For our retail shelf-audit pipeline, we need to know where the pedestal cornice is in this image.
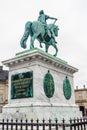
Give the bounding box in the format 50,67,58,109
2,48,78,74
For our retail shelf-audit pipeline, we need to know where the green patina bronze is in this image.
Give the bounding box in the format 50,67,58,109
20,10,59,57
43,70,55,98
11,71,33,99
63,76,72,100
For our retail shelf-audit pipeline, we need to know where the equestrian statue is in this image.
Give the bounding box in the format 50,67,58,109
20,10,59,56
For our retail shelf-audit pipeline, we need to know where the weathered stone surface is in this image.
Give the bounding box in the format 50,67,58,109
1,48,82,121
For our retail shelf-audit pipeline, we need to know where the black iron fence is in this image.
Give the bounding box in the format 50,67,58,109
0,118,87,130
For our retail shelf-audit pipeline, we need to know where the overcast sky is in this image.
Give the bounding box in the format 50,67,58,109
0,0,87,88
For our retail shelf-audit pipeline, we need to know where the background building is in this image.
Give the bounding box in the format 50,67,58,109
0,66,8,112
75,85,87,116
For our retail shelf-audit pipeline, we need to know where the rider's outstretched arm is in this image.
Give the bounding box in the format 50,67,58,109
48,16,57,20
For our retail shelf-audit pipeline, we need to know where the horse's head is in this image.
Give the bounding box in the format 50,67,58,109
53,25,59,37
48,24,59,37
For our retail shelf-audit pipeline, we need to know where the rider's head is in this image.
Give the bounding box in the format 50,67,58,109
39,10,44,15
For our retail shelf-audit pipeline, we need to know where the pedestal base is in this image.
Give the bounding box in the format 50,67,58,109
1,103,82,121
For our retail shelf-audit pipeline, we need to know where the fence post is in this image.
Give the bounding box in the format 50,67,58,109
6,119,9,130
20,119,23,130
36,118,39,130
15,119,18,130
25,119,28,130
77,118,79,130
69,118,72,130
73,118,76,130
55,118,58,130
42,118,45,130
11,119,13,130
62,118,65,130
48,118,51,130
31,118,33,130
2,119,4,130
80,118,83,130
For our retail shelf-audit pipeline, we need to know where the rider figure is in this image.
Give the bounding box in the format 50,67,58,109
38,10,57,43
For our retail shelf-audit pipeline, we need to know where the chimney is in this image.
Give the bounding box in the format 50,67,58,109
83,85,85,88
76,86,78,89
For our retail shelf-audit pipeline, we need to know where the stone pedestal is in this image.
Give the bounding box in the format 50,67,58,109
1,48,82,121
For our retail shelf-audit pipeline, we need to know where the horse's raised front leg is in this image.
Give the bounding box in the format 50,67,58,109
53,44,58,57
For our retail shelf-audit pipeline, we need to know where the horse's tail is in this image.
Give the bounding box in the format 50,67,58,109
20,21,32,49
25,21,33,35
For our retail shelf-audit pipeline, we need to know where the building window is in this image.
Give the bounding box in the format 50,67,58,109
78,92,82,100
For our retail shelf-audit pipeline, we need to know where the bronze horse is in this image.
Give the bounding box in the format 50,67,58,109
20,21,59,56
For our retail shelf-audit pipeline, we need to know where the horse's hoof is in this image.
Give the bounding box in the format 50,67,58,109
30,46,34,49
21,44,26,49
23,45,26,49
40,45,43,48
53,54,57,57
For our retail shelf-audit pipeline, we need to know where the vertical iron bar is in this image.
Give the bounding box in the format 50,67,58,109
77,118,79,130
25,119,28,130
20,119,22,130
69,118,72,130
2,119,4,130
62,118,65,130
15,119,18,130
55,118,58,130
49,118,51,130
36,119,39,130
11,119,13,130
6,119,8,130
42,119,45,130
73,118,76,130
80,118,83,130
31,119,33,130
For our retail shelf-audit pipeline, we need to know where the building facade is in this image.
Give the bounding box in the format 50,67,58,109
0,66,8,112
75,86,87,116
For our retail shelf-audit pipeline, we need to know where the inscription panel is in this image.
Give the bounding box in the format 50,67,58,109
11,71,33,99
